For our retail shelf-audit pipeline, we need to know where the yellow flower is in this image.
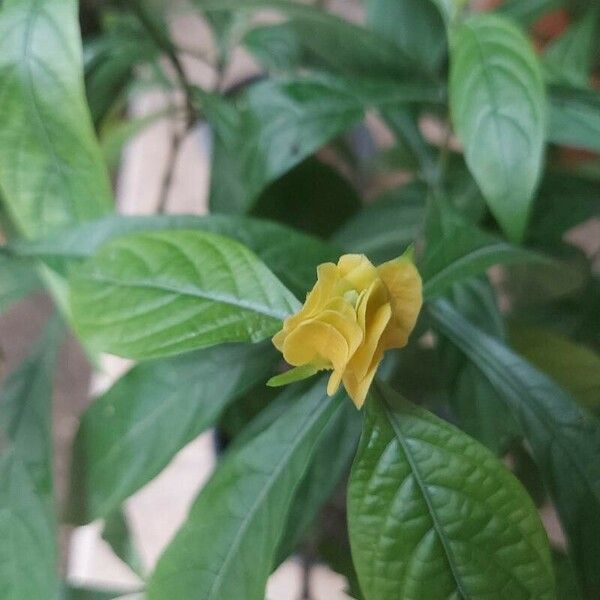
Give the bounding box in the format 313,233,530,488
271,252,422,408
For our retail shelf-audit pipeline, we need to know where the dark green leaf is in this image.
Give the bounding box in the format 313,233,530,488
69,230,299,359
497,0,565,25
147,379,345,600
542,9,599,87
204,74,442,213
450,14,546,242
102,509,144,577
430,299,600,596
509,324,600,415
0,317,63,600
196,0,417,79
333,182,426,263
422,204,550,298
0,253,42,313
72,343,275,522
547,85,600,152
365,0,446,74
0,0,112,239
348,381,555,599
10,213,339,297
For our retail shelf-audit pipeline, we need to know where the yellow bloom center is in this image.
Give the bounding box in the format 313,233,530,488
272,253,422,408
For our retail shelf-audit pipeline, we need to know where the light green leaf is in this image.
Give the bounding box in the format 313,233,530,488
147,380,344,600
542,9,599,88
0,253,42,313
430,299,600,597
71,342,275,522
450,14,546,242
348,381,555,599
422,204,550,298
69,230,299,359
547,85,600,152
267,364,320,388
430,0,468,26
509,325,600,415
333,182,426,263
11,214,339,297
0,0,112,239
0,317,63,600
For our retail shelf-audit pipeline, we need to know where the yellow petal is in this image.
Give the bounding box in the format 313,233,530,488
337,254,378,291
343,355,381,409
377,256,423,350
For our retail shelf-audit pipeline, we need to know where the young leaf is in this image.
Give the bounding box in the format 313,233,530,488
267,364,320,388
450,14,546,242
147,379,344,600
430,299,600,597
69,230,300,359
0,0,112,239
0,318,63,600
348,381,555,599
71,342,275,522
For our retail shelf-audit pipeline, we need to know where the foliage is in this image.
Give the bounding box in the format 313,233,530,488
0,0,598,598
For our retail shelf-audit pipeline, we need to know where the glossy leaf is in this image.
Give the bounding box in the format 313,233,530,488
148,380,344,600
0,318,63,600
12,214,338,298
69,230,299,359
509,325,600,414
0,0,112,239
422,204,550,298
348,381,555,599
72,343,275,522
0,253,42,313
450,14,546,242
333,183,426,263
430,299,600,596
547,85,600,152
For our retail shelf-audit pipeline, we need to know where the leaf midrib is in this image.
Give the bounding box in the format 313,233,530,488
377,384,470,600
78,272,291,322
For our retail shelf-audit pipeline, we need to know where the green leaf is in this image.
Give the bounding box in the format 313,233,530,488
542,9,599,88
429,0,468,26
422,204,550,298
366,0,446,74
547,85,600,152
59,583,135,600
0,0,112,239
71,342,275,522
497,0,564,26
0,253,42,313
509,325,600,415
101,509,143,577
252,157,361,238
430,299,600,597
147,379,345,600
11,214,339,298
267,364,320,388
450,14,546,242
0,317,63,600
276,400,362,561
196,0,417,79
348,381,555,599
69,230,299,359
204,73,441,214
333,182,426,263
